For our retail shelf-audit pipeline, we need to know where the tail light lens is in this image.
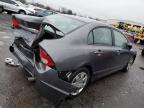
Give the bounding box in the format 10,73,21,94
39,48,55,68
12,18,20,29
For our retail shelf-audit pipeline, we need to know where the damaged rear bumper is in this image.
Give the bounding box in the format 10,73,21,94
10,44,78,108
35,68,77,108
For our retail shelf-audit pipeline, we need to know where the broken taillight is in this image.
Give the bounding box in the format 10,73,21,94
39,48,55,68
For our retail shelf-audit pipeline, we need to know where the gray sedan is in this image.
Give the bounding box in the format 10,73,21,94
10,14,136,106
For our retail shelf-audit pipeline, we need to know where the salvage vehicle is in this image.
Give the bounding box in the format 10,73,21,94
0,0,35,14
10,14,137,107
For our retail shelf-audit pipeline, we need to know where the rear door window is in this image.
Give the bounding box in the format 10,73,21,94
93,27,112,46
113,30,128,48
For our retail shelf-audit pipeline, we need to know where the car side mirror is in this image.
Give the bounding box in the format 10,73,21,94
126,43,132,50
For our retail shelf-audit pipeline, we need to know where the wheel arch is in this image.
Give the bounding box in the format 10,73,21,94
18,10,26,14
73,63,93,79
83,65,93,79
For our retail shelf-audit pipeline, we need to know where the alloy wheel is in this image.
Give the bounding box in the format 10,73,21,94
71,72,88,96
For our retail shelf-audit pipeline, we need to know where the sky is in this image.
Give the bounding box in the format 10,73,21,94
27,0,144,24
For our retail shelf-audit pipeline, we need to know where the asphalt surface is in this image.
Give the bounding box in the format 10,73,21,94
0,13,144,108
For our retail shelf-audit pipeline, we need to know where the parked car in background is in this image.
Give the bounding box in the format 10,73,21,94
118,29,135,43
0,0,35,14
31,9,57,17
10,14,136,105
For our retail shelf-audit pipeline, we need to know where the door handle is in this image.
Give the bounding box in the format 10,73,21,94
93,51,104,54
93,50,104,55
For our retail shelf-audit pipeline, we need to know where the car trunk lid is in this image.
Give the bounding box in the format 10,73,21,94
12,14,65,70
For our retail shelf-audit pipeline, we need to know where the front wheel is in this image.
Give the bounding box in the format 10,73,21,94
69,68,90,97
141,49,144,56
122,57,134,72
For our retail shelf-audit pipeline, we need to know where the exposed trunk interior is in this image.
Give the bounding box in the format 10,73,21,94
12,14,65,49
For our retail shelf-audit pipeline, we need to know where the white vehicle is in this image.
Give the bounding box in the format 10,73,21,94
0,0,35,14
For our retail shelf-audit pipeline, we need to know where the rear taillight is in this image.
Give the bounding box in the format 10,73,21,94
39,48,55,68
12,18,20,29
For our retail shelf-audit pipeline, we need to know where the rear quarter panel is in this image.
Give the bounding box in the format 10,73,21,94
39,23,97,71
39,22,119,72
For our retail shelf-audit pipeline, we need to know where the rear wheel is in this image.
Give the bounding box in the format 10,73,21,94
69,68,90,97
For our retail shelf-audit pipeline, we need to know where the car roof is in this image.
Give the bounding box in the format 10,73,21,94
44,14,119,34
62,14,96,23
45,14,112,26
62,14,113,26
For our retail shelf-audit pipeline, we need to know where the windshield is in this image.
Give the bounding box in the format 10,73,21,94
45,15,85,34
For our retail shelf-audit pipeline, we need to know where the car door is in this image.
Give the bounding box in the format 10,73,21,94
88,27,118,74
112,29,131,68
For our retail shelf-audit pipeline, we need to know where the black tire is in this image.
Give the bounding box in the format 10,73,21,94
0,7,3,13
69,67,90,97
7,11,12,15
19,10,26,15
141,49,144,56
122,57,135,72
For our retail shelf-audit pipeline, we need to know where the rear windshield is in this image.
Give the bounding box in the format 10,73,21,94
44,15,85,34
